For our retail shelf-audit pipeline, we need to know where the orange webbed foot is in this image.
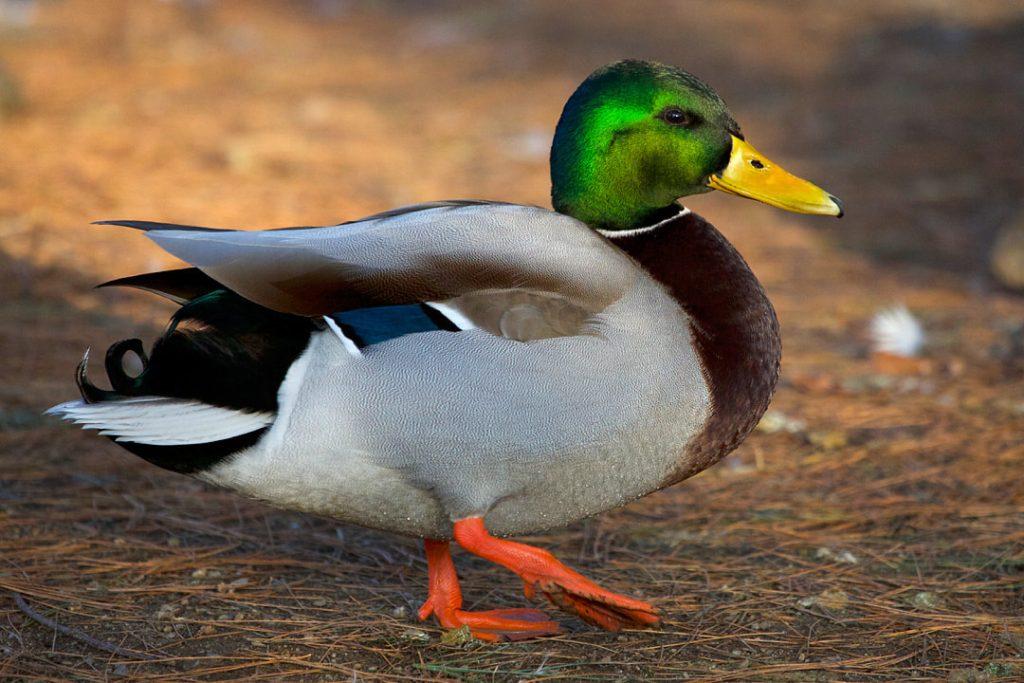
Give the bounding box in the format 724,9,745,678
419,539,561,642
453,518,660,631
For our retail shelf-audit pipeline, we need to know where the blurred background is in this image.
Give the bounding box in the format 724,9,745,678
1,1,1023,680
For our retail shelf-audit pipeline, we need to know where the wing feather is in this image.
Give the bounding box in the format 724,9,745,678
97,267,222,304
98,204,636,317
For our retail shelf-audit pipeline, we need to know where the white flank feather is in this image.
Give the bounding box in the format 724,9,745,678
322,316,363,357
424,301,477,331
262,336,315,452
869,304,925,358
46,397,274,446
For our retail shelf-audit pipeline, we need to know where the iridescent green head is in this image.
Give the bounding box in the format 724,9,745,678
551,60,842,230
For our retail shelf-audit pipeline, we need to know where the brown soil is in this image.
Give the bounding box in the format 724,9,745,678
1,1,1022,680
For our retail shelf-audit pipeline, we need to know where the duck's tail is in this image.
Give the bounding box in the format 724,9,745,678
48,279,317,474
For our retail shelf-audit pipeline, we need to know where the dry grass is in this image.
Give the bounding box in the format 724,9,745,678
1,1,1023,680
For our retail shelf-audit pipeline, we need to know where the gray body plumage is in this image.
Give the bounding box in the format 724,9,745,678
55,204,716,538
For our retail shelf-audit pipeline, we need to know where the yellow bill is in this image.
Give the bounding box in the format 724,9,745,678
707,135,843,217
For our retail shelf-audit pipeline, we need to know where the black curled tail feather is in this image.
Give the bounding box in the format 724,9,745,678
104,339,149,394
75,342,153,403
65,288,316,474
75,350,118,404
76,289,316,413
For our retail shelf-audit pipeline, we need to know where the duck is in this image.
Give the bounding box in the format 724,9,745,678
49,59,842,642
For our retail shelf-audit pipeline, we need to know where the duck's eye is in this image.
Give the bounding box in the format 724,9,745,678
660,107,700,127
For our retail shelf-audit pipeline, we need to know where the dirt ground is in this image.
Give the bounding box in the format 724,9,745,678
1,1,1023,680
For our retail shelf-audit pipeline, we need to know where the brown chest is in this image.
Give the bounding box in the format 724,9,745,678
606,209,781,486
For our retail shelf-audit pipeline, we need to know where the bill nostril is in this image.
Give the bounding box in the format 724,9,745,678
749,159,765,170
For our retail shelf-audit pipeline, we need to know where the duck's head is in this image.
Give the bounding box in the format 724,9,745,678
551,60,843,230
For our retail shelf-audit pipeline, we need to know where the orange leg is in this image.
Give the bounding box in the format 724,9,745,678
453,518,660,631
418,539,561,642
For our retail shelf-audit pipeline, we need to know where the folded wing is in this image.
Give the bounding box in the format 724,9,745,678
98,203,636,317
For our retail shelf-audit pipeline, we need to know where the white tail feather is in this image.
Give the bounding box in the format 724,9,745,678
47,397,274,446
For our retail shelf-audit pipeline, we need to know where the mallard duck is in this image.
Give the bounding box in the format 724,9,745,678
50,60,841,641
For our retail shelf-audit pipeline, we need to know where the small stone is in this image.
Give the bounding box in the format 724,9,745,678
391,605,407,619
815,547,859,564
401,628,430,642
217,577,250,593
311,597,328,607
836,550,859,564
154,603,179,620
440,625,474,645
191,568,208,579
799,588,850,611
908,591,945,610
757,410,806,435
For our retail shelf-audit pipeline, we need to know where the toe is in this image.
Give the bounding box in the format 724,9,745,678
454,608,562,641
470,621,562,642
456,608,560,632
475,607,555,623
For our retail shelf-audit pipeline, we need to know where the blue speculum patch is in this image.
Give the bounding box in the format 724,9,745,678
327,303,459,348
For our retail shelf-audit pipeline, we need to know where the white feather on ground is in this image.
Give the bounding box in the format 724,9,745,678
869,304,926,358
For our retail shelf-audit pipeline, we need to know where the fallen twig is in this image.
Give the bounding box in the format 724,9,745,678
11,592,158,661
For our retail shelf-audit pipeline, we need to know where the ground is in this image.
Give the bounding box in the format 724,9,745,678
1,1,1022,680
